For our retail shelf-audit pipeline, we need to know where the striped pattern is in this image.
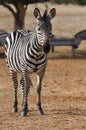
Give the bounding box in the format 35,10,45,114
4,8,56,117
0,30,9,46
5,30,47,72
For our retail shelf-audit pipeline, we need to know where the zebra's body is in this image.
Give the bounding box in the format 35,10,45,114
5,8,56,116
6,30,47,73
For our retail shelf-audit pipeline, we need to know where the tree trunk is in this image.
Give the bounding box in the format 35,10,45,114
14,13,24,30
14,2,26,30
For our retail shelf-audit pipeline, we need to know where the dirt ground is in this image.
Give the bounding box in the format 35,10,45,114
0,47,86,130
0,3,86,130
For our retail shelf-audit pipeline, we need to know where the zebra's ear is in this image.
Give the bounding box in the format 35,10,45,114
34,8,41,19
49,8,56,19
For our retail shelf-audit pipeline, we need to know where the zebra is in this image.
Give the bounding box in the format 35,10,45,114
0,30,9,46
4,8,56,117
74,30,86,47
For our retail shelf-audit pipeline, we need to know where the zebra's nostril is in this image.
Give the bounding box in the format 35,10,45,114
43,42,50,54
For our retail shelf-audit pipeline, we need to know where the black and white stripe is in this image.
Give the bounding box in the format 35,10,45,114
0,30,9,46
5,8,56,117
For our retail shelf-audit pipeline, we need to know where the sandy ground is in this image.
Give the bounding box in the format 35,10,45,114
0,48,86,130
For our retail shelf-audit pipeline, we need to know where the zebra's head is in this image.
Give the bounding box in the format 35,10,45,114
34,8,56,46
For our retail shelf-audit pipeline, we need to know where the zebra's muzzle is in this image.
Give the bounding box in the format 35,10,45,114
43,40,50,54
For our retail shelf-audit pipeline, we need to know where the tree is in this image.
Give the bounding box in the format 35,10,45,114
50,0,86,5
2,0,86,31
0,0,46,30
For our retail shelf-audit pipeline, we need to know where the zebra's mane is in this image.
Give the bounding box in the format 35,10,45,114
43,10,48,18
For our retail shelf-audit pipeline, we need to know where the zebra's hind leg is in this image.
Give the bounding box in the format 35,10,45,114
10,70,18,113
36,74,44,115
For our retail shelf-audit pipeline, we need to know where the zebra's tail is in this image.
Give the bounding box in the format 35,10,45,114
29,78,33,88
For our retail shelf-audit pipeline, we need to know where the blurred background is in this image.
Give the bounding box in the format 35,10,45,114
0,0,86,57
0,0,86,36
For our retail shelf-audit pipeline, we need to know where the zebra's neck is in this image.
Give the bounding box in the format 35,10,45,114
28,32,45,58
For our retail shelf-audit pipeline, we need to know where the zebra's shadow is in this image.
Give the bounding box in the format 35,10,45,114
45,109,86,117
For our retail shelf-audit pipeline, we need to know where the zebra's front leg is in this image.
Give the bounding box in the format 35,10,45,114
21,70,29,117
10,70,18,113
20,76,29,112
36,74,44,115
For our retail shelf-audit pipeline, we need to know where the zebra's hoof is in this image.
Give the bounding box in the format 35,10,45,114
12,107,18,113
21,111,27,117
37,109,44,115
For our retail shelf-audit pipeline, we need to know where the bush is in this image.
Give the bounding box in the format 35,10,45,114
50,0,86,5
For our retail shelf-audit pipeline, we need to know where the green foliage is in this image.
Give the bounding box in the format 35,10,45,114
0,0,47,5
1,0,86,5
50,0,71,4
75,0,86,5
50,0,86,5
